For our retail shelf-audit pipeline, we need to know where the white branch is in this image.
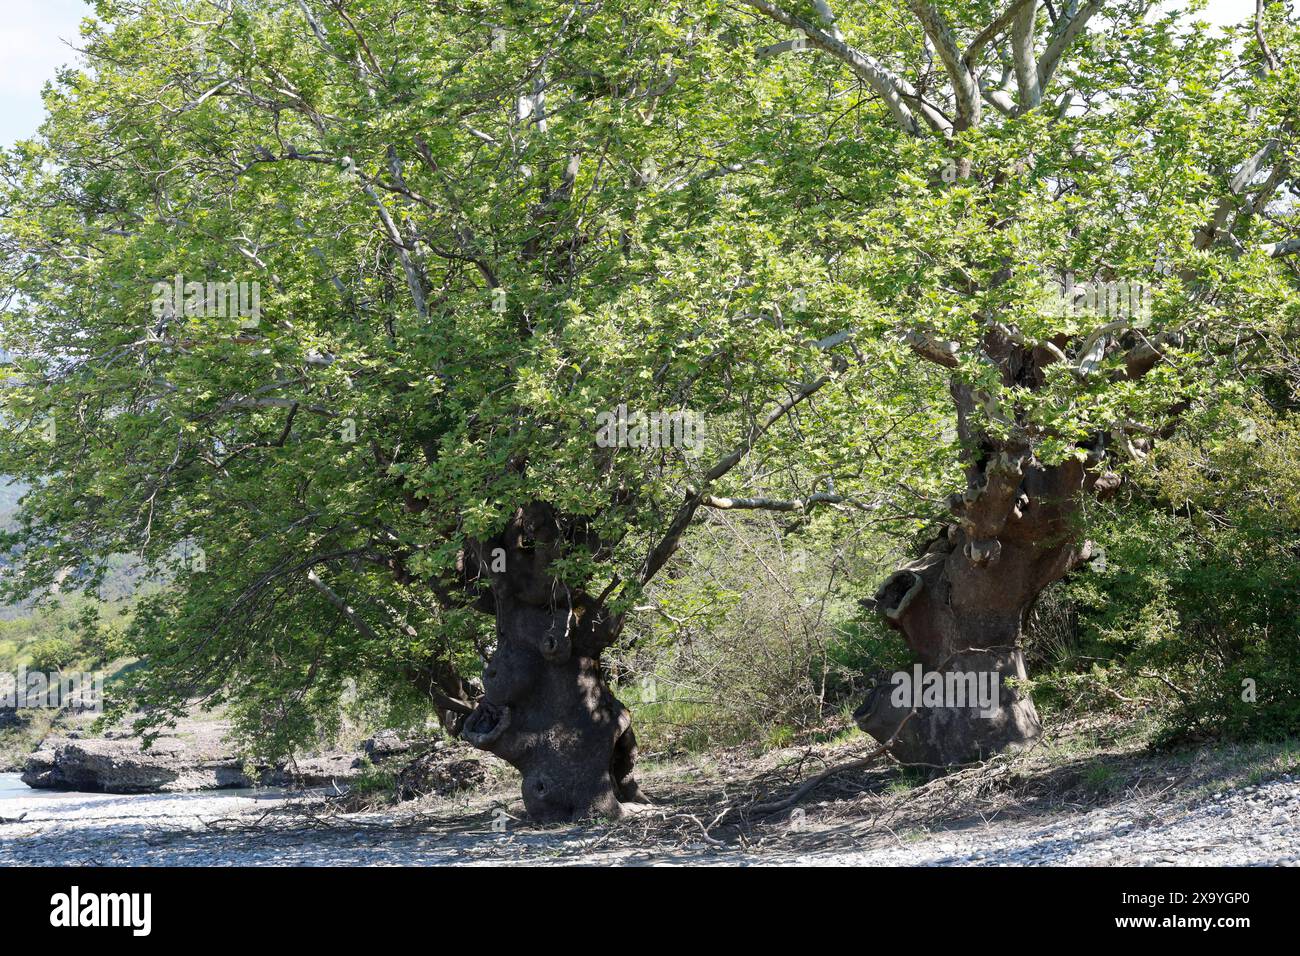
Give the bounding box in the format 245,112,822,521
700,492,876,513
1037,0,1104,92
1263,236,1300,258
901,329,961,368
812,0,845,41
965,0,1037,66
907,0,981,128
740,0,937,136
1011,0,1041,110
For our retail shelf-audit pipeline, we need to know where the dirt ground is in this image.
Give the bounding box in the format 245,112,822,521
4,717,1297,865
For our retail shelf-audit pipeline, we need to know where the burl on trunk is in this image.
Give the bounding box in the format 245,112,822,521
460,504,646,822
856,449,1119,766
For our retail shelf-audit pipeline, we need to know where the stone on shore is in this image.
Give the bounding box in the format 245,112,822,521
21,717,363,793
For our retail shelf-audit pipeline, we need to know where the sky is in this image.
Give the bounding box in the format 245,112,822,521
0,0,1270,150
0,0,90,149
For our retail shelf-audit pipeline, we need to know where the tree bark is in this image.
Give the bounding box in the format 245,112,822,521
459,504,646,822
856,455,1118,766
401,657,476,737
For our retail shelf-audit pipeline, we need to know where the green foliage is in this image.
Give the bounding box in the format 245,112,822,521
613,514,911,752
347,761,398,800
26,636,78,673
0,0,869,752
1030,403,1300,743
0,595,131,671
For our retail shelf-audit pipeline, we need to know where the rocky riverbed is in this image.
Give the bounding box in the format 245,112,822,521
2,742,1297,866
776,772,1300,866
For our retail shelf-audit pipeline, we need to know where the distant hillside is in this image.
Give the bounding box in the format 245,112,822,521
0,479,23,528
0,478,146,617
0,479,27,619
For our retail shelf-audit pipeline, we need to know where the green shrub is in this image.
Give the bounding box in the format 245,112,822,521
1029,407,1300,743
27,636,78,673
612,517,914,753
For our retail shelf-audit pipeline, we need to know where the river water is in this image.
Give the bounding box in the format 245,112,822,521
1,771,93,803
0,771,40,800
0,771,286,802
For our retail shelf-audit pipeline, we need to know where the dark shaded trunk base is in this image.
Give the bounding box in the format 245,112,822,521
458,504,653,823
461,601,648,822
463,659,648,821
855,647,1041,767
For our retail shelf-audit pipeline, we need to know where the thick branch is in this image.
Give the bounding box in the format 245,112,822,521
1010,0,1041,110
1196,140,1279,250
965,0,1037,66
902,328,961,368
740,0,934,136
811,0,845,41
1037,0,1104,92
1263,235,1300,258
699,491,875,513
1122,331,1184,380
907,0,981,128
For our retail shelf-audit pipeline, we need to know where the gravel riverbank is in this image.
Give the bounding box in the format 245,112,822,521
1,768,1296,866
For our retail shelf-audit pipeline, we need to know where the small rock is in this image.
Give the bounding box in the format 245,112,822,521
363,729,413,761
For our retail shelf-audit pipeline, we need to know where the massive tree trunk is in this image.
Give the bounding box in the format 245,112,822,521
856,451,1119,766
459,504,646,822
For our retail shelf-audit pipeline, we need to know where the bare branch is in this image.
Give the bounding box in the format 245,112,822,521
1256,0,1280,73
641,365,841,585
901,329,961,368
739,0,940,136
308,568,379,641
965,0,1037,66
1037,0,1104,92
977,74,1019,116
367,147,428,321
221,396,334,416
1263,235,1300,258
1121,331,1184,380
1196,140,1280,250
293,0,340,58
700,492,876,513
811,0,845,42
752,710,915,815
907,0,981,128
1010,0,1041,110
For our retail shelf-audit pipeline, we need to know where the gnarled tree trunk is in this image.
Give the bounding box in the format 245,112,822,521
460,504,646,822
856,452,1119,766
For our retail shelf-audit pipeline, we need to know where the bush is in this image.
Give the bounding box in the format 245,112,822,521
1028,407,1300,743
611,516,908,752
27,636,78,673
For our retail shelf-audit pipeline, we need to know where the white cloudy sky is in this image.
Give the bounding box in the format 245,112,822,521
0,0,1266,148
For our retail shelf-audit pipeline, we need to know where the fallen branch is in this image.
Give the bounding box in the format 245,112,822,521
752,710,915,815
